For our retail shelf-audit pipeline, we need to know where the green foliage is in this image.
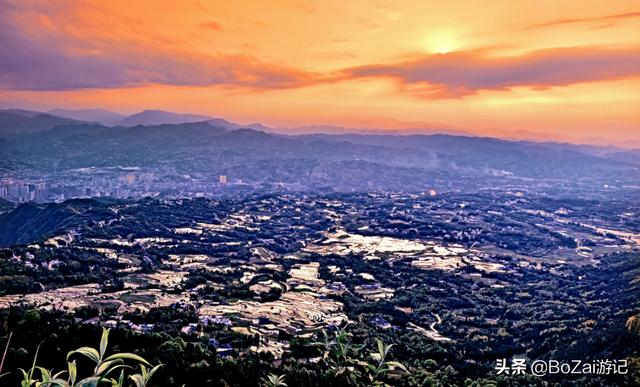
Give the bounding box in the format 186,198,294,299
313,324,408,386
12,328,160,387
0,331,12,380
364,340,408,386
261,373,287,387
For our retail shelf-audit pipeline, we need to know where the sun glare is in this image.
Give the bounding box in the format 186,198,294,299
425,31,460,54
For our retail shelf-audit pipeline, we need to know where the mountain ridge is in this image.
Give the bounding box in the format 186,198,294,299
2,120,637,186
48,108,126,125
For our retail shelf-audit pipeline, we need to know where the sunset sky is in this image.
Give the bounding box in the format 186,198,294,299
1,0,639,145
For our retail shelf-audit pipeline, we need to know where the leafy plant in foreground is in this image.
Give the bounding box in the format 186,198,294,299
13,328,161,386
261,373,287,387
364,340,408,387
313,324,408,386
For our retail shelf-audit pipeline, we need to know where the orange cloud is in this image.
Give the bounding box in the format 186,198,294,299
524,11,640,30
0,0,315,90
345,47,640,98
0,0,638,144
201,21,223,31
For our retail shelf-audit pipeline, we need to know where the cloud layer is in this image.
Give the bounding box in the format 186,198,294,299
345,47,640,97
0,1,313,90
1,0,639,101
524,11,640,30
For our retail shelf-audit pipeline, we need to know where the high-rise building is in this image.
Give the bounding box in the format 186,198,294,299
2,180,30,202
219,175,228,184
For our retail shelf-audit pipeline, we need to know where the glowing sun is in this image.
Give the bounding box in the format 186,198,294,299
424,31,460,54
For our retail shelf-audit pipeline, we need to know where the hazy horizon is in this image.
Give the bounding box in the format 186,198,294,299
1,0,639,146
2,104,639,150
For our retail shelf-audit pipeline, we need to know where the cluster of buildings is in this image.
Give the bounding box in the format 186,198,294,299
0,179,47,202
0,170,244,204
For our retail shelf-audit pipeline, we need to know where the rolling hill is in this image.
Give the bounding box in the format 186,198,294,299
0,110,82,138
48,108,126,126
117,109,213,126
2,121,638,187
0,198,114,247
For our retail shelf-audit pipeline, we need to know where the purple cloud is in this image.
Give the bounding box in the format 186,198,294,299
0,1,312,90
346,47,640,97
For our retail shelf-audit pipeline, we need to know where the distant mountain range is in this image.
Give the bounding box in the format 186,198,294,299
0,109,81,137
1,120,638,184
117,109,212,126
30,108,267,131
29,108,637,147
5,108,466,136
46,108,220,127
1,107,638,191
48,108,127,126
